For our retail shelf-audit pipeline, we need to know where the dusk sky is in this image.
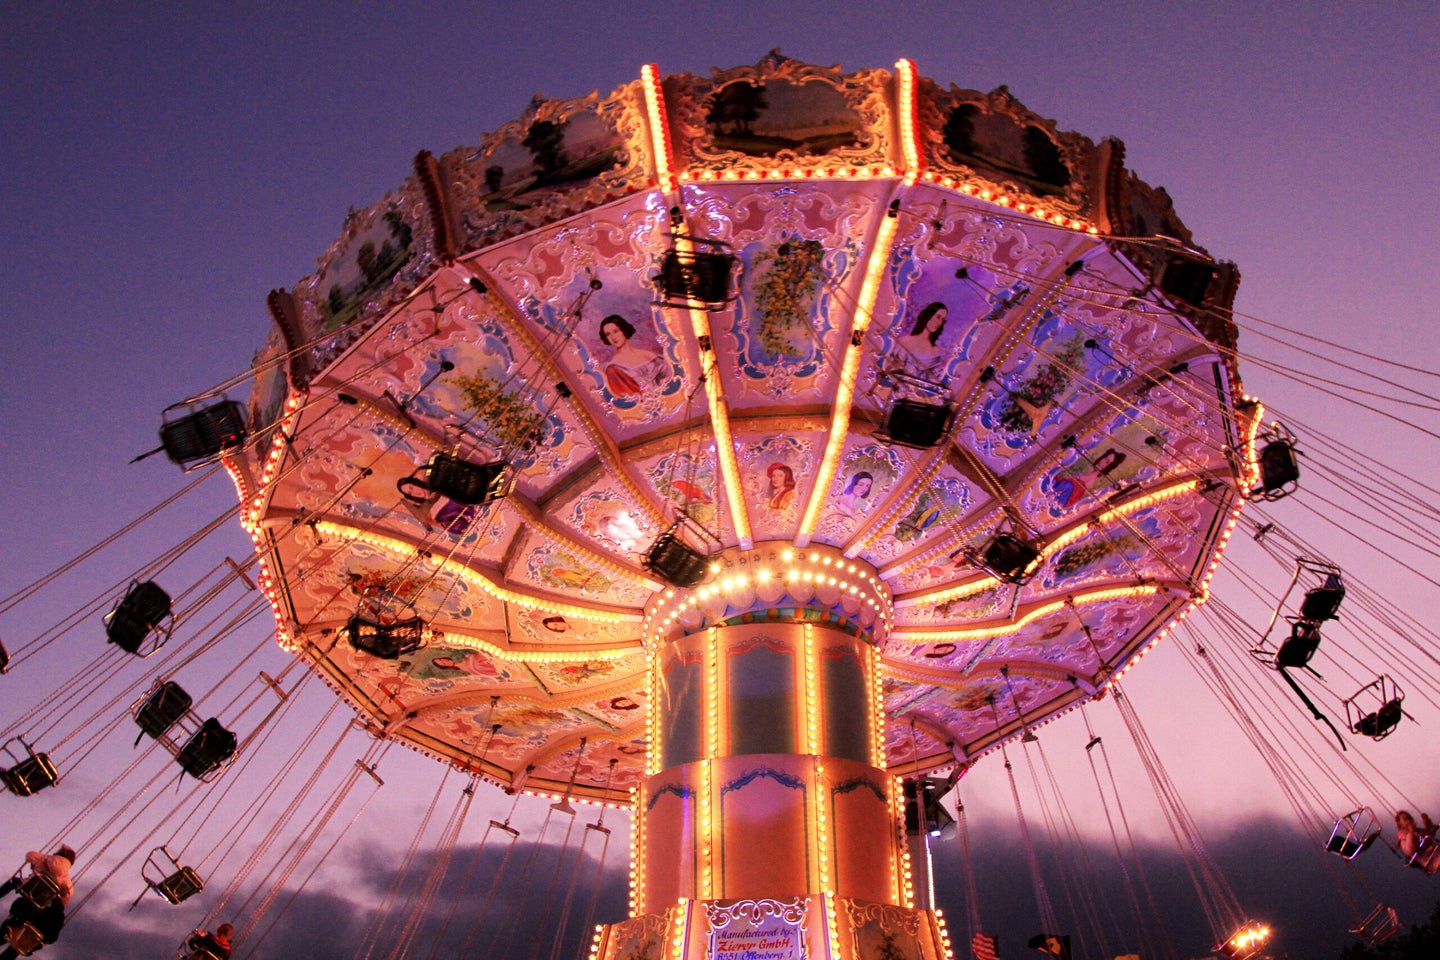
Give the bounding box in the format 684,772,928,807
2,4,1437,959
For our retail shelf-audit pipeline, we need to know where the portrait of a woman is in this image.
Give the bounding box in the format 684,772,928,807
766,462,797,510
897,301,949,378
833,470,874,517
599,314,669,396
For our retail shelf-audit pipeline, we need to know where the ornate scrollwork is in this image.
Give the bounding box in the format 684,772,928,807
842,898,925,936
705,895,809,928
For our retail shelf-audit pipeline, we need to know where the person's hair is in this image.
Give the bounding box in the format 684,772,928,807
844,471,873,495
600,314,635,341
216,923,234,938
768,463,795,490
56,846,76,864
1397,810,1415,825
909,302,947,344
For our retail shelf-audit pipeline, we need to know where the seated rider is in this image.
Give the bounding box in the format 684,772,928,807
0,895,65,959
186,922,234,960
0,847,76,908
1395,810,1440,874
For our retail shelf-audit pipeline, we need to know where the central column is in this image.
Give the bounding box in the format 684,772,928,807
638,617,900,906
590,544,955,960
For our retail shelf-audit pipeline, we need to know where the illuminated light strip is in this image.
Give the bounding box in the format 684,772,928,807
890,584,1169,643
815,758,834,908
894,59,922,178
933,908,955,960
706,374,752,549
796,204,902,544
1238,396,1266,493
804,623,819,755
869,643,884,766
630,785,642,915
898,478,1204,609
311,520,636,623
701,627,717,898
645,648,660,778
418,628,641,665
824,894,844,960
896,774,914,908
888,775,905,906
641,64,675,191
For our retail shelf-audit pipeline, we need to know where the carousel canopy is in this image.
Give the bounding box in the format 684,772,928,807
234,53,1249,802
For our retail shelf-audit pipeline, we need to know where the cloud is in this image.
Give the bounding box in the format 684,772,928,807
46,813,1439,960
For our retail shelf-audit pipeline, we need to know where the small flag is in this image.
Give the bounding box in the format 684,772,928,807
972,931,1000,960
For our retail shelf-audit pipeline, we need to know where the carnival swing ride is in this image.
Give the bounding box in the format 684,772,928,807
3,54,1438,960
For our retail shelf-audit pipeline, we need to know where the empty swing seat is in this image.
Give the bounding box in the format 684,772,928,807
175,719,237,780
154,865,204,904
1325,808,1380,859
1253,438,1299,497
982,532,1041,584
1,750,58,797
134,681,193,740
644,532,708,589
400,452,508,506
344,615,426,659
105,580,172,655
657,246,735,309
1299,573,1345,622
876,398,954,449
1275,620,1321,669
160,397,247,469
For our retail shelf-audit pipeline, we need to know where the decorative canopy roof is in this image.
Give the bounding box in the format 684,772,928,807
236,53,1249,802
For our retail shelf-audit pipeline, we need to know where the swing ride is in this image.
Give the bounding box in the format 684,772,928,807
2,52,1439,960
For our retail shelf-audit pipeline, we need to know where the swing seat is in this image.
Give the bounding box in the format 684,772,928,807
1275,620,1321,669
175,719,237,780
105,580,173,656
344,615,426,660
1408,836,1440,875
1352,699,1403,739
1298,572,1345,622
184,946,226,960
3,921,44,957
154,866,204,904
134,681,194,741
1349,904,1400,944
980,531,1040,584
876,398,954,449
16,875,61,910
1,751,58,797
644,529,709,589
1325,808,1380,859
1251,438,1299,499
0,638,9,673
160,397,247,470
656,242,735,310
398,452,507,506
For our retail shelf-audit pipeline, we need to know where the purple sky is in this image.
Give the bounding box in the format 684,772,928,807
2,4,1437,959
